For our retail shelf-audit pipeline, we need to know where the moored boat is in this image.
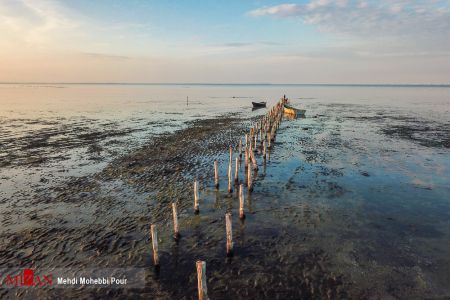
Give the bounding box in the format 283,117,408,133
284,104,305,116
252,101,266,108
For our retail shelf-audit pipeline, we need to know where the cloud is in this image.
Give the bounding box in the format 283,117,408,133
248,4,302,17
0,0,80,50
247,1,450,39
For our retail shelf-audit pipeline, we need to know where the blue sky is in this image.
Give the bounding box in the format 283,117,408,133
0,0,449,83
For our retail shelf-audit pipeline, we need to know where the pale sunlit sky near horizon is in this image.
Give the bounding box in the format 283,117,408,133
1,0,450,84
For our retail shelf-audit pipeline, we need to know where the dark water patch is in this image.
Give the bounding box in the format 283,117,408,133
382,123,450,148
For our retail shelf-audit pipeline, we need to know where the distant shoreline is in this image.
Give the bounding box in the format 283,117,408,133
1,82,450,88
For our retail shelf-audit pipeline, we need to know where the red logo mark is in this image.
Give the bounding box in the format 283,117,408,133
2,269,53,287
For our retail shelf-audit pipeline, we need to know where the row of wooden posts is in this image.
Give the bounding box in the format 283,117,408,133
151,96,289,299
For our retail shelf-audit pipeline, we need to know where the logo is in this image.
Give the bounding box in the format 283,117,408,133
2,269,53,287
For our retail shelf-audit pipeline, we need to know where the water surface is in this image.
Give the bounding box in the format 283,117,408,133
0,83,449,298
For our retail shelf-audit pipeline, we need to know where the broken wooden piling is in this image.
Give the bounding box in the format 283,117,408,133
239,184,245,219
234,157,239,185
172,203,180,240
263,140,267,160
247,166,253,193
250,149,258,171
225,213,233,256
244,147,249,169
228,147,233,193
150,224,159,266
194,180,200,214
196,261,208,300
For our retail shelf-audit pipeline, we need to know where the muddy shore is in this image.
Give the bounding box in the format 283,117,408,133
1,103,449,299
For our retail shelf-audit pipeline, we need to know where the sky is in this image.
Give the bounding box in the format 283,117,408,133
0,0,449,84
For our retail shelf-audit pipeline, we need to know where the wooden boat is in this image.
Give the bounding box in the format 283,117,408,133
284,104,305,116
252,101,266,108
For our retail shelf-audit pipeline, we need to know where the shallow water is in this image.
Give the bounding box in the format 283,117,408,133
0,84,449,298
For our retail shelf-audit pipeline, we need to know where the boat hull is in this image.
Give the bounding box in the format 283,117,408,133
284,105,305,116
252,101,266,108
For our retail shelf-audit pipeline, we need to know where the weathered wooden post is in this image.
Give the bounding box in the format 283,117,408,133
214,160,219,189
245,134,248,149
234,157,239,185
150,224,159,266
194,180,200,214
228,147,233,193
196,261,208,300
247,166,253,193
244,148,249,169
225,213,233,256
239,184,245,219
172,203,180,240
263,140,267,161
250,150,258,171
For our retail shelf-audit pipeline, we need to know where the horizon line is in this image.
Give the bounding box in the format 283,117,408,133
1,82,450,87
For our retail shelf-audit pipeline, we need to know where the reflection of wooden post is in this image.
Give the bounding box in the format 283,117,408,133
247,166,253,193
225,213,233,256
172,203,180,239
239,184,245,219
214,160,219,189
196,261,208,300
234,157,239,185
239,139,242,158
228,147,233,193
150,224,159,266
194,180,200,214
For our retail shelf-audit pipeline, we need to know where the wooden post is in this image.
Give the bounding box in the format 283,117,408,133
239,184,245,219
228,147,233,193
172,203,180,239
234,157,239,185
247,166,253,193
245,134,248,149
150,224,159,266
196,261,208,300
263,140,267,160
194,180,200,214
244,148,249,169
225,213,233,256
214,160,219,189
250,150,258,171
254,134,257,152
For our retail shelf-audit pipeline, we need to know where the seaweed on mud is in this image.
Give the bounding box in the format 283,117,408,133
0,115,265,298
382,123,450,148
342,111,450,149
0,120,146,167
